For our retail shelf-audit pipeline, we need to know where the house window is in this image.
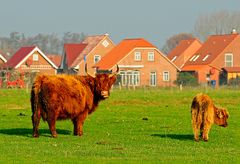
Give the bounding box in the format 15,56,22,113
134,52,141,61
33,54,39,61
150,72,157,86
94,55,101,63
202,54,209,61
120,70,140,86
189,55,196,61
225,53,233,67
163,71,169,81
102,40,109,48
148,52,154,61
193,55,200,61
171,56,177,62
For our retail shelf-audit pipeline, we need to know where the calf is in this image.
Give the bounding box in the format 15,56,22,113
191,93,229,142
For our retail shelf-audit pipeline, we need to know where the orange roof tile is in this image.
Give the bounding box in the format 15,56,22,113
167,38,201,61
95,38,156,70
181,65,209,71
47,54,62,67
185,34,238,66
223,67,240,73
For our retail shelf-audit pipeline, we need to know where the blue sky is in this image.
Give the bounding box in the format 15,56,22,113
0,0,240,48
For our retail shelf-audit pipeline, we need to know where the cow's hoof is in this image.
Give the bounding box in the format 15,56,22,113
194,138,199,142
33,133,39,138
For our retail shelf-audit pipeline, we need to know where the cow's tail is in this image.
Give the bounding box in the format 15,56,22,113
31,75,45,127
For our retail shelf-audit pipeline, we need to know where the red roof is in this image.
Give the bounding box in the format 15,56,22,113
64,43,87,67
71,34,109,67
4,46,36,68
185,34,238,66
95,38,156,70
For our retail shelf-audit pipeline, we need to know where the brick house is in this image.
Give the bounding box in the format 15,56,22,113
60,33,115,75
182,32,240,86
4,46,58,74
95,38,180,87
167,38,202,69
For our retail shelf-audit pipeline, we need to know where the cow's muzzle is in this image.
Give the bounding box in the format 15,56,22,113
101,91,109,98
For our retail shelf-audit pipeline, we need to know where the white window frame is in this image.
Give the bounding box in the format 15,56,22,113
94,55,101,63
33,54,39,61
171,56,177,62
120,70,140,86
150,72,157,86
148,52,154,61
193,55,200,61
189,55,196,61
102,40,109,48
163,71,170,81
225,53,233,67
202,54,209,61
134,52,141,61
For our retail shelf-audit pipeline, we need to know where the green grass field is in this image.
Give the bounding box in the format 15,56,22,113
0,88,239,163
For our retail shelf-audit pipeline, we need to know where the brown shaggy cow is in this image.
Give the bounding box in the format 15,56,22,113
31,66,118,138
191,93,229,142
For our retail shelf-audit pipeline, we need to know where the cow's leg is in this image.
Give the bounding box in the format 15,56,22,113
32,108,41,138
73,110,88,136
47,113,57,138
202,123,211,142
192,110,200,141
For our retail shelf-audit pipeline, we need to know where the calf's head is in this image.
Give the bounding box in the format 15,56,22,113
214,108,229,127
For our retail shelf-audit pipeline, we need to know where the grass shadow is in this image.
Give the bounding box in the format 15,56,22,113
151,133,193,141
0,128,72,137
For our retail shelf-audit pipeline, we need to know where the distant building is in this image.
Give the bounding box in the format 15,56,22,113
4,46,58,74
182,32,240,86
60,33,115,74
95,38,180,87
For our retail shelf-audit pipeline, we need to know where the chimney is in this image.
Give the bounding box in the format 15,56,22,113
231,29,237,34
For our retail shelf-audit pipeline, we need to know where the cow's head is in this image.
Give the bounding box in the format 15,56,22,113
86,65,119,99
214,108,229,127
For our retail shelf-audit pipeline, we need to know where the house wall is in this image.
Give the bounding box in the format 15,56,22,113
212,36,240,68
118,48,178,87
78,36,115,75
0,59,5,67
18,50,56,74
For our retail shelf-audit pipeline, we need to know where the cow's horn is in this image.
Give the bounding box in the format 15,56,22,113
109,65,119,77
85,63,95,78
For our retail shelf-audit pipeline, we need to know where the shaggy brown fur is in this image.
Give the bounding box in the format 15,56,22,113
191,93,229,142
31,73,117,138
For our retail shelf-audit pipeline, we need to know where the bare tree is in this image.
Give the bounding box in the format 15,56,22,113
193,10,240,41
161,33,194,55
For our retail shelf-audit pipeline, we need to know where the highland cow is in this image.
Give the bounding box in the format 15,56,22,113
191,93,229,142
31,65,118,138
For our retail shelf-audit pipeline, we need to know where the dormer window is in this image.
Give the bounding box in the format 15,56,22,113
193,55,200,61
189,55,196,61
202,54,209,61
171,56,177,62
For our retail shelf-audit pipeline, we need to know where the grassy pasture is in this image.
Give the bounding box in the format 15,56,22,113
0,88,239,163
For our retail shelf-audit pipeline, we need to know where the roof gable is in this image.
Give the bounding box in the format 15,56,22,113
95,38,156,70
71,34,111,67
185,34,238,66
5,46,58,69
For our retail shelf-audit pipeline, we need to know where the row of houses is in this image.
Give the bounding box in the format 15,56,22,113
1,31,240,87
